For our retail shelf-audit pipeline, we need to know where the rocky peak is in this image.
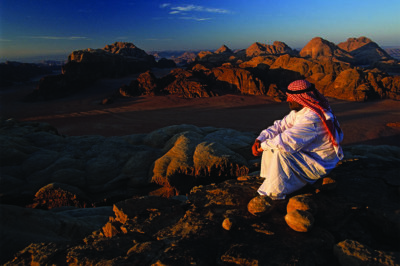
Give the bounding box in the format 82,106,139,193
103,42,149,58
300,37,353,62
337,37,392,65
246,41,295,57
337,36,375,52
215,45,233,54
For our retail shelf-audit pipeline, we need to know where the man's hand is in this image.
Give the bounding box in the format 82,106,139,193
252,140,263,156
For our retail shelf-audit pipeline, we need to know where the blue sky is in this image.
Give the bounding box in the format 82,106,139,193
1,0,399,62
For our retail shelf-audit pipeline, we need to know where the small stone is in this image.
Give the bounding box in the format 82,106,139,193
285,210,314,232
314,177,337,192
287,194,318,215
222,218,235,231
247,195,273,216
237,175,252,181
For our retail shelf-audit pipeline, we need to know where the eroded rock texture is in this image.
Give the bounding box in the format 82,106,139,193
1,121,400,265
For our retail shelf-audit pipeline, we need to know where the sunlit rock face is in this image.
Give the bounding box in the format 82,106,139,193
26,37,400,102
337,36,393,65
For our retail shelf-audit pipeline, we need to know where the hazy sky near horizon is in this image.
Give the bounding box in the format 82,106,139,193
1,0,399,62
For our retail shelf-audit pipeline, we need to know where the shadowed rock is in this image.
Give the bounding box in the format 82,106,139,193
334,239,400,265
1,132,400,264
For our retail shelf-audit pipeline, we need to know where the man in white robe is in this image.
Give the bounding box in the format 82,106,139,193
252,80,343,200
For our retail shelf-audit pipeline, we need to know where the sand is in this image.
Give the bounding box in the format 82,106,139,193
1,75,400,147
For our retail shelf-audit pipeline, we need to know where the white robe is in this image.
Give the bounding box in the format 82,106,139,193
256,107,343,200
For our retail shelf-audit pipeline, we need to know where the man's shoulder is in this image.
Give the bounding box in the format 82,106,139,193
297,108,320,122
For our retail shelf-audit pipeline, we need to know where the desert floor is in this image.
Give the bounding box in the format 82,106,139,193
1,72,400,147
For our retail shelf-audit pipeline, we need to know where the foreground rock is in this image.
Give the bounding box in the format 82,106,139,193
334,239,400,265
1,122,399,264
0,120,255,207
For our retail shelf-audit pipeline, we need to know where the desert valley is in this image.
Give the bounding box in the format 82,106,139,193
1,36,400,265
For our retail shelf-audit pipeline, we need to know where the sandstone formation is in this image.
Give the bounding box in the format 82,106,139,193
338,36,393,65
26,37,400,102
0,119,256,207
171,51,197,65
1,121,400,264
115,64,266,99
334,239,400,265
196,45,236,65
245,41,297,57
27,42,156,100
299,37,354,63
114,37,400,102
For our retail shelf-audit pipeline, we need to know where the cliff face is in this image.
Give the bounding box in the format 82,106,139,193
1,120,399,265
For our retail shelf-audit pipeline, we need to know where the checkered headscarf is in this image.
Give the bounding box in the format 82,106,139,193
286,80,341,146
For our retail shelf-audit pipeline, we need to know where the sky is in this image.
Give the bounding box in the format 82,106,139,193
1,0,399,62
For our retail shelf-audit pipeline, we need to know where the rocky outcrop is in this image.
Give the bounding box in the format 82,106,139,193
211,65,266,95
27,42,156,101
245,41,297,57
156,58,177,68
196,45,236,65
162,68,213,98
171,51,197,65
338,36,393,65
215,45,233,55
0,120,256,208
334,239,400,265
300,37,354,63
2,140,399,265
116,65,266,99
1,119,400,264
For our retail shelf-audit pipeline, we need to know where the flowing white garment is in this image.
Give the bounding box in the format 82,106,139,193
256,108,343,199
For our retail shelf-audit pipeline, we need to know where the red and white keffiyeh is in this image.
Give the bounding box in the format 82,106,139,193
286,80,341,147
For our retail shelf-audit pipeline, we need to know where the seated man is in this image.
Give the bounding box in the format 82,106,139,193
252,80,343,200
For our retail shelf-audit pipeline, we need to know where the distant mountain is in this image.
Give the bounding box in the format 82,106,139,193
337,37,393,65
299,37,354,63
245,41,297,57
215,45,233,54
26,37,400,102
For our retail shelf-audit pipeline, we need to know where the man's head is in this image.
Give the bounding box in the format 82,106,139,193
285,80,340,147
